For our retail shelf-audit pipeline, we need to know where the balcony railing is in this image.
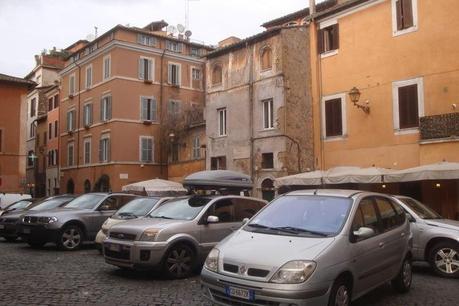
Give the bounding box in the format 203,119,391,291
420,112,459,140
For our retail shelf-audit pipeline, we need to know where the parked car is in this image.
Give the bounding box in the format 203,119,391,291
18,193,137,250
95,196,171,249
0,195,75,242
201,190,413,306
103,195,267,279
0,198,37,216
394,195,459,278
0,193,32,210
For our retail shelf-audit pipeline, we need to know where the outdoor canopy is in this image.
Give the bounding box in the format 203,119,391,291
122,178,187,196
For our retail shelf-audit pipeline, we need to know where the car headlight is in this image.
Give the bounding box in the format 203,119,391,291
139,228,160,241
39,217,58,224
270,260,316,284
204,248,220,272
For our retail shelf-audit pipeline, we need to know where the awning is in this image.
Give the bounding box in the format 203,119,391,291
122,179,187,196
274,170,325,187
325,166,391,184
385,162,459,183
183,170,253,190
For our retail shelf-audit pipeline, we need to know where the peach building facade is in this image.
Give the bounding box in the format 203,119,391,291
59,21,211,193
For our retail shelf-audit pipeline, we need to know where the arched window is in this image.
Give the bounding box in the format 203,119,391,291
261,178,275,202
94,174,110,192
212,64,222,85
260,47,272,71
84,180,91,193
66,179,75,194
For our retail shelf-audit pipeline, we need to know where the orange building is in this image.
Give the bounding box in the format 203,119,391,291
0,74,35,193
59,21,212,193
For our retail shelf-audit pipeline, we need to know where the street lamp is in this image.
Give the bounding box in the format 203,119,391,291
349,87,370,114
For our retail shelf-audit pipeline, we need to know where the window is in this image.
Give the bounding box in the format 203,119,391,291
29,123,35,138
139,57,153,81
27,151,35,167
166,40,182,53
260,47,272,70
168,100,181,117
85,65,92,89
192,68,201,80
100,95,112,122
67,143,74,167
207,199,235,223
99,136,110,162
392,0,417,35
261,153,274,169
83,103,93,126
393,78,423,131
318,23,339,54
48,97,54,111
168,63,181,86
69,74,75,96
54,120,58,137
170,143,179,163
217,108,227,136
48,150,57,167
67,110,76,132
211,156,226,170
103,55,111,80
352,198,380,241
30,98,36,117
322,95,346,138
141,97,157,121
261,179,275,202
262,98,274,129
84,138,91,164
48,123,52,140
192,136,201,159
54,94,59,108
0,129,3,152
191,47,201,57
137,34,156,46
212,64,222,85
140,136,153,162
375,197,403,232
233,198,265,221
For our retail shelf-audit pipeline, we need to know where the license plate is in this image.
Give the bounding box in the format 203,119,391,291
0,225,4,229
23,228,31,234
225,286,254,301
108,243,121,252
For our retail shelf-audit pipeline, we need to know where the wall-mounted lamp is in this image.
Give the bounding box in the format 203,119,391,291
349,87,370,114
435,183,441,188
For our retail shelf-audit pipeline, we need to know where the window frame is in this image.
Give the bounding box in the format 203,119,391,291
67,142,74,167
67,109,76,132
138,56,154,81
211,64,223,86
85,64,93,89
69,74,76,96
260,46,273,71
83,137,91,165
217,108,227,137
318,19,339,58
192,136,201,160
83,102,93,127
168,100,181,117
102,54,111,80
140,96,157,122
321,93,347,140
0,128,3,153
99,134,110,163
139,136,154,163
100,95,112,122
392,77,424,134
391,0,418,37
168,62,181,86
262,98,274,130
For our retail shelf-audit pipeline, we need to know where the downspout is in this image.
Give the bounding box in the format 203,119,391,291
74,61,82,173
159,49,166,178
248,42,255,187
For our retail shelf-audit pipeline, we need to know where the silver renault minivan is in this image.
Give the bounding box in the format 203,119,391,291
201,190,412,306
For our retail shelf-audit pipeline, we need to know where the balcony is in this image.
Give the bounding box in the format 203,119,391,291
186,108,204,127
420,112,459,141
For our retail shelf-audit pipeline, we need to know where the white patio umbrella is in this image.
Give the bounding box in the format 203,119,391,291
385,162,459,183
274,170,325,187
324,166,392,184
122,178,187,196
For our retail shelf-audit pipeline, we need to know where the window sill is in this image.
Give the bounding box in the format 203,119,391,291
323,135,347,142
393,26,418,37
320,49,338,59
259,128,277,132
394,128,419,136
215,135,227,139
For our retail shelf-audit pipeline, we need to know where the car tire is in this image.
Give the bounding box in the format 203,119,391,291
428,241,459,278
27,241,46,248
391,257,412,293
58,225,83,251
4,236,18,242
328,277,351,306
162,243,196,279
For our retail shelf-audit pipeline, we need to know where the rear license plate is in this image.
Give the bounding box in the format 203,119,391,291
0,225,4,229
23,228,31,234
108,243,121,252
225,286,254,301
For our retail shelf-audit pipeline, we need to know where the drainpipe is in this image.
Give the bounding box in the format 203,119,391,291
159,49,167,178
74,61,82,173
248,42,255,187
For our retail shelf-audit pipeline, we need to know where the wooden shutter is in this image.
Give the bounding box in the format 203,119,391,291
147,59,153,81
107,96,112,120
141,98,147,120
100,98,104,121
396,0,403,30
99,139,103,162
221,156,227,170
151,99,157,121
89,104,93,125
317,29,324,54
211,157,217,170
398,84,418,129
402,0,414,28
332,24,339,50
138,58,144,79
325,98,343,137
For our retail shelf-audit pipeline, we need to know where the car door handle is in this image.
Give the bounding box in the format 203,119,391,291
401,232,405,237
378,242,384,248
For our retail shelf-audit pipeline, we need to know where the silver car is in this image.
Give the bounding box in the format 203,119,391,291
103,195,267,279
201,190,412,306
394,196,459,278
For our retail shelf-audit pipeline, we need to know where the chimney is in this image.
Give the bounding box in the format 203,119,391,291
218,36,242,48
309,0,316,15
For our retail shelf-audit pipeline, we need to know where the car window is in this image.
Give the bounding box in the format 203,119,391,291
100,196,122,211
5,200,33,210
233,199,265,222
375,197,401,232
114,198,159,217
29,197,74,211
392,200,406,225
353,197,380,237
120,195,136,205
149,196,211,220
398,197,442,219
65,194,105,210
207,199,235,223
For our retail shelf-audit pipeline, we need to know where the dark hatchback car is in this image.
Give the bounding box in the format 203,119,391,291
0,198,38,216
19,193,137,250
0,195,75,242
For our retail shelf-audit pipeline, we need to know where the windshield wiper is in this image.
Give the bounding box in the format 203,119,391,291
247,223,272,229
150,215,173,219
274,226,329,237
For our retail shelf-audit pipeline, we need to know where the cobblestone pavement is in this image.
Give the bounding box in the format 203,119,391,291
0,239,457,305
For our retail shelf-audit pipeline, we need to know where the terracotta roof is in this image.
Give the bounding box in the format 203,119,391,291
0,73,36,87
312,0,373,20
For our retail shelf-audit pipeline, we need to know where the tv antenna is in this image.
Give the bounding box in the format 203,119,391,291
185,0,199,29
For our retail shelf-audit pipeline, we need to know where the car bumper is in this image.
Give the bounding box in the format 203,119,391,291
103,238,169,270
95,230,107,245
0,223,19,237
18,224,60,243
200,268,330,306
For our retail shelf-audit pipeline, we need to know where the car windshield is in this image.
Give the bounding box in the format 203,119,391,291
5,200,33,210
29,197,73,211
114,198,160,218
246,195,352,237
65,194,105,210
148,197,211,220
398,197,442,219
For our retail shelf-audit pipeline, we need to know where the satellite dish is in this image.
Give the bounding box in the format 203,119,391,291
177,24,186,33
185,30,192,38
86,34,95,42
167,25,177,35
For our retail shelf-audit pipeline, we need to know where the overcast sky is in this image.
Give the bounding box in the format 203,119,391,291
0,0,314,77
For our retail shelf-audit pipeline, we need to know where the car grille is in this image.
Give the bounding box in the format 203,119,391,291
109,232,136,241
223,263,239,274
209,288,279,306
104,247,130,260
22,216,39,224
223,263,270,278
0,218,18,224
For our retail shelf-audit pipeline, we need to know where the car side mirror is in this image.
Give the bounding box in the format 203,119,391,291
353,227,375,240
242,217,250,225
99,204,110,211
406,213,416,223
207,215,219,224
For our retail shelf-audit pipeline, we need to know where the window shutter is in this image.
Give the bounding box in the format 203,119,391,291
332,24,339,50
168,64,172,83
151,99,157,121
100,98,104,121
178,43,183,52
99,139,103,162
66,112,70,131
402,0,414,28
317,29,324,54
107,138,111,161
107,96,112,120
139,58,144,79
137,34,142,44
89,104,93,125
325,99,342,137
398,84,418,129
396,0,403,30
148,59,153,81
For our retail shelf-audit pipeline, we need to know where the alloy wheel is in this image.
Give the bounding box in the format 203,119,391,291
166,247,192,278
402,259,412,287
62,228,81,250
335,285,350,306
435,248,459,274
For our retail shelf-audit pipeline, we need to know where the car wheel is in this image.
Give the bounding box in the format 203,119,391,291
58,225,83,251
429,241,459,278
4,236,18,242
162,243,196,279
391,257,412,293
328,278,351,306
27,241,46,248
